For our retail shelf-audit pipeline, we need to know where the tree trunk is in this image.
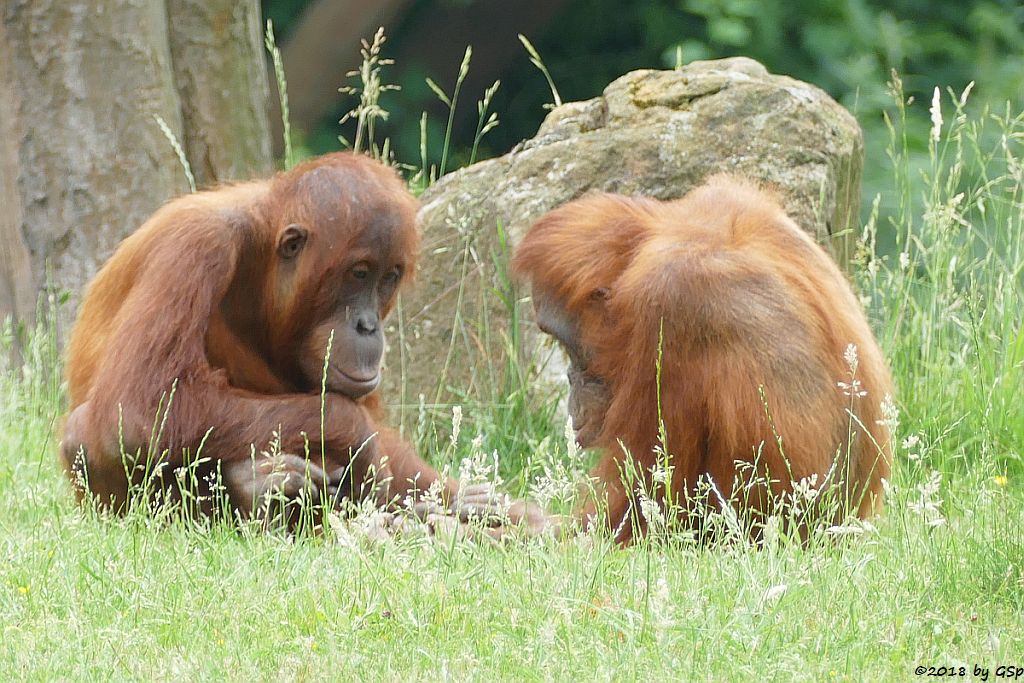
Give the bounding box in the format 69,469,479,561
0,0,188,332
166,0,272,187
0,17,34,329
0,0,273,338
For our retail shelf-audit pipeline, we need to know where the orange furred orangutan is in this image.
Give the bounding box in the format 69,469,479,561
60,152,497,529
511,176,893,543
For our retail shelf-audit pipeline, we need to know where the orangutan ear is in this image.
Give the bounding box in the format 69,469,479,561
277,224,308,259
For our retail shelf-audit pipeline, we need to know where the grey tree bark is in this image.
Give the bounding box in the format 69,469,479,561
0,17,34,329
0,0,273,337
166,0,272,186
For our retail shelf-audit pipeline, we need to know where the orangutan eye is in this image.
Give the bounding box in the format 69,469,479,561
381,268,401,287
277,224,307,259
351,264,370,280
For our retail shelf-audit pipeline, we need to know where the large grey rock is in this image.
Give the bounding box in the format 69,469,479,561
383,58,863,425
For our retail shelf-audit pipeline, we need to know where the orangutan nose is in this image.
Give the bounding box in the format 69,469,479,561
355,312,378,335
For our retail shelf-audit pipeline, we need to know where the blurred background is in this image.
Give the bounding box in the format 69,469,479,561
264,0,1024,210
2,0,1022,331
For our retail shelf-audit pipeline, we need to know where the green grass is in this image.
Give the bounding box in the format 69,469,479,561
0,408,1021,680
2,85,1023,680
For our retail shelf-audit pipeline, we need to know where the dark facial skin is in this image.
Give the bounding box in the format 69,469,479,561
316,255,401,398
278,219,406,400
533,292,611,448
211,171,414,402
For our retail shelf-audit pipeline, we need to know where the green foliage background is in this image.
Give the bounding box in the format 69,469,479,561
263,0,1023,222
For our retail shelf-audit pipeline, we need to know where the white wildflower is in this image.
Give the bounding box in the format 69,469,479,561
651,463,671,484
826,518,877,537
930,86,942,142
958,81,974,107
638,490,665,533
72,446,89,494
458,446,501,489
328,511,360,551
759,584,787,610
532,417,588,509
789,473,820,516
450,405,462,448
705,476,744,541
877,393,900,432
538,620,557,647
405,476,448,513
908,470,946,527
843,344,859,374
899,251,910,270
901,433,923,463
761,514,782,548
792,473,819,500
924,192,968,230
838,378,868,398
838,344,866,397
347,502,395,544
